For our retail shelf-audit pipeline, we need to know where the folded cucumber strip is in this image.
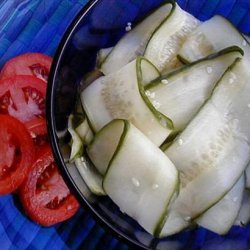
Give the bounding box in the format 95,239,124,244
68,114,84,162
75,157,105,196
81,57,173,146
87,119,126,175
234,189,250,227
145,46,243,131
67,115,105,195
243,34,250,44
144,3,200,73
96,47,113,68
179,16,250,62
246,163,250,189
160,59,250,237
75,118,94,145
102,120,178,235
100,1,174,75
196,175,244,235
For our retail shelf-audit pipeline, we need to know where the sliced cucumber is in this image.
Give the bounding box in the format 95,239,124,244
179,15,249,62
243,34,250,44
68,115,83,162
160,59,250,237
211,58,250,143
196,175,244,235
100,1,174,75
87,119,125,175
246,163,250,189
146,46,242,131
234,189,250,227
144,4,199,73
75,157,105,196
68,114,105,195
75,118,94,145
81,57,173,146
103,120,178,235
96,47,113,68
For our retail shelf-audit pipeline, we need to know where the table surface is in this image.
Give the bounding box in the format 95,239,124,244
0,0,250,249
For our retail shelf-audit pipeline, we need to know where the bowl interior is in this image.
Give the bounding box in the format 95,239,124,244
47,0,250,249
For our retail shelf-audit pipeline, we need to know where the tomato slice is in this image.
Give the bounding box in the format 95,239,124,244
0,53,52,82
25,118,48,155
19,145,80,226
0,75,46,123
0,114,35,195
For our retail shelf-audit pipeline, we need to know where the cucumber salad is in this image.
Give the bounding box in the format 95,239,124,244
68,0,250,237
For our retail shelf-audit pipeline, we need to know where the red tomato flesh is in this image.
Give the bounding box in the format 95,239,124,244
0,75,46,123
25,118,48,147
0,53,52,82
19,145,80,226
0,114,35,195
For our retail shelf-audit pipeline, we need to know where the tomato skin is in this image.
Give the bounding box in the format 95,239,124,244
19,145,80,226
0,115,35,195
0,53,52,82
0,75,46,123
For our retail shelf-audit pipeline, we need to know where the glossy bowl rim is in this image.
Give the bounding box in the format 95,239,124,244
46,0,151,249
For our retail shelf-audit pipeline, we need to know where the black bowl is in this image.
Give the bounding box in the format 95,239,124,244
46,0,250,249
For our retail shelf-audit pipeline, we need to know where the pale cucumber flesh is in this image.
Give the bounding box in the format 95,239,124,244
144,4,200,73
68,115,83,162
68,116,105,195
75,157,105,196
75,119,94,145
160,59,250,237
179,15,250,62
87,119,125,175
246,163,250,189
96,47,113,68
81,57,172,146
146,47,242,131
234,189,250,227
103,120,178,235
100,2,173,75
196,175,245,235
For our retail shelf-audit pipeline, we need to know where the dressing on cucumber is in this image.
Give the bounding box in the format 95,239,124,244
145,46,243,131
160,59,250,237
81,57,173,146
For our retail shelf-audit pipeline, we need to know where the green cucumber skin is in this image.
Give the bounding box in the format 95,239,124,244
102,120,129,177
160,58,250,237
82,57,173,146
154,170,180,237
75,157,106,196
144,3,200,73
87,119,126,176
144,0,176,54
136,56,174,130
103,120,178,234
147,46,244,90
100,1,175,74
179,15,249,62
144,46,243,135
196,175,245,235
